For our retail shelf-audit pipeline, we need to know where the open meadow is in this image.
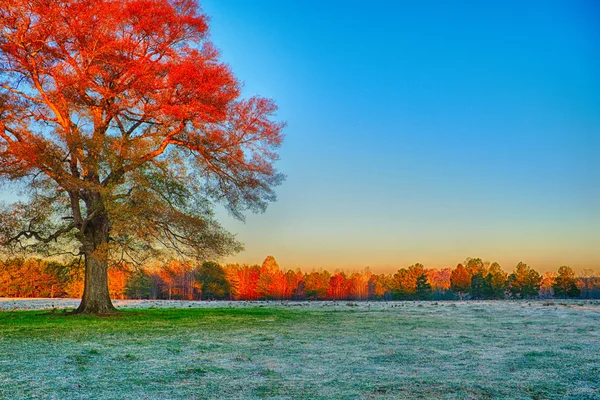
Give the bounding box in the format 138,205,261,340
0,300,599,399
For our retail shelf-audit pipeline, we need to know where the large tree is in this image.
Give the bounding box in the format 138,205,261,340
0,0,284,313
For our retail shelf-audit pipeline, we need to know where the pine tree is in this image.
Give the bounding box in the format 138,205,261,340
415,273,432,300
196,261,230,300
552,266,581,298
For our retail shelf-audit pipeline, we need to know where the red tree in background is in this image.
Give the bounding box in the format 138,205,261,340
348,269,370,300
304,270,330,300
450,264,471,300
256,255,280,299
427,268,452,293
234,264,261,300
2,256,600,301
0,0,284,313
328,271,350,300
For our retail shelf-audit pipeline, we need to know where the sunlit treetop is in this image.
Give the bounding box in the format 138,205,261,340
0,0,284,313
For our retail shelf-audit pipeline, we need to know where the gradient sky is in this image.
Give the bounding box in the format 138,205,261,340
1,1,598,274
199,0,599,273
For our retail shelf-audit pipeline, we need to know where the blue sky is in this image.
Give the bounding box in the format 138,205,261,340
199,0,599,273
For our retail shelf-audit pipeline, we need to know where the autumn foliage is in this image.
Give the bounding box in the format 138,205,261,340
2,256,598,301
0,0,284,313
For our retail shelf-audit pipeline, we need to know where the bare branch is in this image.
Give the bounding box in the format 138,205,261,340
4,223,75,246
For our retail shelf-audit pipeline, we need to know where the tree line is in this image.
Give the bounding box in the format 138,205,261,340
1,256,599,301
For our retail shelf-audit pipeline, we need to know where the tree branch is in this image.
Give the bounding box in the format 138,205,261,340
4,223,76,246
102,121,186,186
1,84,44,104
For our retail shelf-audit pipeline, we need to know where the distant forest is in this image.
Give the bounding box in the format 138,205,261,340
1,256,598,301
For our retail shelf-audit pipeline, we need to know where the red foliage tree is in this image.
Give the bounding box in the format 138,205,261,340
108,263,131,300
328,271,350,300
0,0,284,313
450,263,471,300
235,264,261,300
285,269,304,300
368,274,392,300
427,268,452,293
256,255,281,299
304,270,330,300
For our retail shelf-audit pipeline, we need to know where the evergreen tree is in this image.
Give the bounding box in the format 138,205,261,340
470,273,486,300
125,270,152,299
464,258,486,276
196,261,230,300
507,262,542,298
552,266,581,298
486,262,507,299
415,273,432,300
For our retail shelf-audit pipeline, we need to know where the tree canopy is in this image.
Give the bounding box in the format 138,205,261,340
0,0,284,313
507,262,542,299
450,263,470,300
552,266,580,298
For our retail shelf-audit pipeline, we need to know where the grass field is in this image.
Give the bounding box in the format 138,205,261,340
0,301,599,399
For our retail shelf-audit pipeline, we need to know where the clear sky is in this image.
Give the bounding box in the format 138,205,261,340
199,0,599,274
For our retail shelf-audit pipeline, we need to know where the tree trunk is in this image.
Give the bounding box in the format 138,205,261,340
75,250,117,314
74,202,117,314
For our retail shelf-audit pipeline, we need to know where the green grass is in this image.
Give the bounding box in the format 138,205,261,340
0,302,599,399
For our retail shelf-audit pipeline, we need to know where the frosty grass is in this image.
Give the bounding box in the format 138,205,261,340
0,299,599,399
